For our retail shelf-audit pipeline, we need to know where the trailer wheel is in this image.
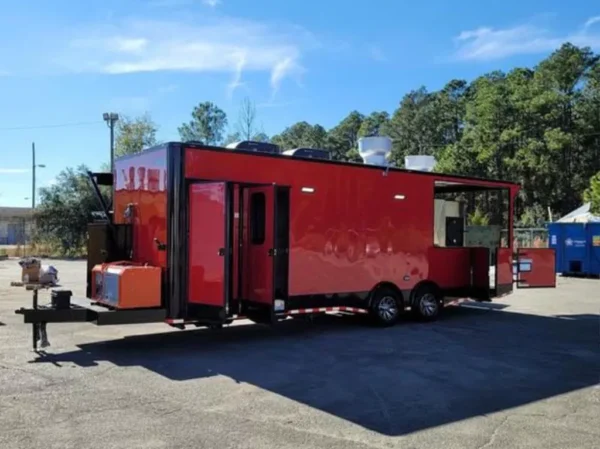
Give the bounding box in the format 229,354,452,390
411,284,440,322
369,287,401,326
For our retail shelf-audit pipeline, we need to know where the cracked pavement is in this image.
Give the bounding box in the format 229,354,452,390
0,259,599,448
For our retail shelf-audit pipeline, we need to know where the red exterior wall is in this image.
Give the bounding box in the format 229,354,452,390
427,248,471,289
184,147,485,296
114,148,168,268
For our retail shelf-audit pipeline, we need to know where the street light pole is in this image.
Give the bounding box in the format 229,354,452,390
32,142,36,210
30,142,46,210
29,144,45,256
103,112,119,173
110,119,115,172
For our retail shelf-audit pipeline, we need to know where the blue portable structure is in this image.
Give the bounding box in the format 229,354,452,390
548,222,600,276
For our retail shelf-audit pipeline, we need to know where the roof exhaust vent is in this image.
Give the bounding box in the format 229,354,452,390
404,155,436,172
358,136,392,166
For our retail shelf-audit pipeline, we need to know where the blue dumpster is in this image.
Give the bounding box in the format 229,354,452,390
548,222,600,276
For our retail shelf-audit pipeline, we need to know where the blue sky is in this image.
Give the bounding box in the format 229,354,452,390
0,0,598,207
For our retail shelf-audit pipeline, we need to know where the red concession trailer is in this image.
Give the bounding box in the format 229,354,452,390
16,142,556,349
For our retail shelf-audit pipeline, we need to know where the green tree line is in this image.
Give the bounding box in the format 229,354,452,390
35,43,600,254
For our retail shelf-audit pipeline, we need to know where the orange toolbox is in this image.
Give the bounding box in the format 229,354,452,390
91,262,161,309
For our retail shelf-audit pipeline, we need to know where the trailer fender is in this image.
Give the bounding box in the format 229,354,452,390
409,281,442,305
368,282,404,308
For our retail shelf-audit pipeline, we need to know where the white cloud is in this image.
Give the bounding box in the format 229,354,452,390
270,57,303,94
583,16,600,31
226,53,246,99
113,38,148,53
107,96,151,114
60,18,313,95
454,15,600,61
202,0,221,6
71,37,148,54
368,45,387,62
0,168,28,174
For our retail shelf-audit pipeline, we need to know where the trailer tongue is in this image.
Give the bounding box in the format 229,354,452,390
15,288,167,350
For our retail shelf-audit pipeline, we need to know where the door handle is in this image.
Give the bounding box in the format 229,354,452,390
218,248,225,256
154,238,166,251
268,248,277,256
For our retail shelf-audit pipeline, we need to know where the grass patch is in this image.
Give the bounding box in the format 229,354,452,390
1,241,86,259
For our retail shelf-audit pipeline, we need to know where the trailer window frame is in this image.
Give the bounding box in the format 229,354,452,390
433,181,512,249
250,192,266,245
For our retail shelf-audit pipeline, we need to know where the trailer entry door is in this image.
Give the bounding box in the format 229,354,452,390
516,248,556,288
244,185,290,310
187,182,233,317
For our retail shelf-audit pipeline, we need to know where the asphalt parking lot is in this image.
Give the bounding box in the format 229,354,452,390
0,259,598,449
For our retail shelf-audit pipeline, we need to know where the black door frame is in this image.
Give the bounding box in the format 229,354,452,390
238,183,290,313
272,185,290,312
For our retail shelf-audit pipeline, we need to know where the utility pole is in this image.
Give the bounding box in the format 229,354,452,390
32,142,36,210
30,143,45,256
31,143,45,208
103,112,119,173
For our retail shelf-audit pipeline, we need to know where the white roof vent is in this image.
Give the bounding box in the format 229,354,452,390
358,136,392,166
405,155,436,172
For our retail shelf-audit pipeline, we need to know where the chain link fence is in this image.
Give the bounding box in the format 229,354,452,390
501,228,549,249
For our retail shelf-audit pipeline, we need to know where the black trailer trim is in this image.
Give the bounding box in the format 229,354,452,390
224,182,234,316
236,185,244,306
187,303,228,322
285,292,370,311
273,186,290,304
166,143,185,319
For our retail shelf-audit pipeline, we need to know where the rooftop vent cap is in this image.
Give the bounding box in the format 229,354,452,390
358,136,392,166
404,155,436,172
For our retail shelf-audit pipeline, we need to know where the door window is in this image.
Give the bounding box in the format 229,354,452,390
250,192,266,245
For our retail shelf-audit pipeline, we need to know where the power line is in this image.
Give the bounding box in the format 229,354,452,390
0,121,103,131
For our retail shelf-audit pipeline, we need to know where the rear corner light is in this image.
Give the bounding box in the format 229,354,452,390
274,299,285,312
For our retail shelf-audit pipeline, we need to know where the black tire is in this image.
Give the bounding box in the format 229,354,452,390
410,284,441,322
369,287,402,327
